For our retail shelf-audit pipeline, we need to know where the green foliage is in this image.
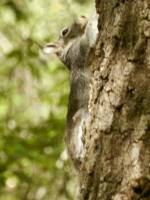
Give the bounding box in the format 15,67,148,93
0,0,92,199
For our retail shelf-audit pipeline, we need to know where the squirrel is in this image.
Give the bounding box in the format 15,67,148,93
43,12,98,170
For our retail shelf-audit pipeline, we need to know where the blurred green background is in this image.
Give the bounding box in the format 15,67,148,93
0,0,93,199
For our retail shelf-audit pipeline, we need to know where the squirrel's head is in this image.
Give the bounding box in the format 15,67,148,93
43,16,88,65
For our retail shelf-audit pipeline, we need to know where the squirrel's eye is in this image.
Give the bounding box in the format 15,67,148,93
62,28,69,36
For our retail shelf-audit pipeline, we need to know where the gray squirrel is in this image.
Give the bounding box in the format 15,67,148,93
44,12,98,169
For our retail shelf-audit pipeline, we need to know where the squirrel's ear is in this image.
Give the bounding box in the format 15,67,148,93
43,43,61,55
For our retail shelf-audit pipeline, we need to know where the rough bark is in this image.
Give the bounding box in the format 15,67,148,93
79,1,150,200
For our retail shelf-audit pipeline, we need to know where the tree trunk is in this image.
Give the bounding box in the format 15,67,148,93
79,0,150,199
